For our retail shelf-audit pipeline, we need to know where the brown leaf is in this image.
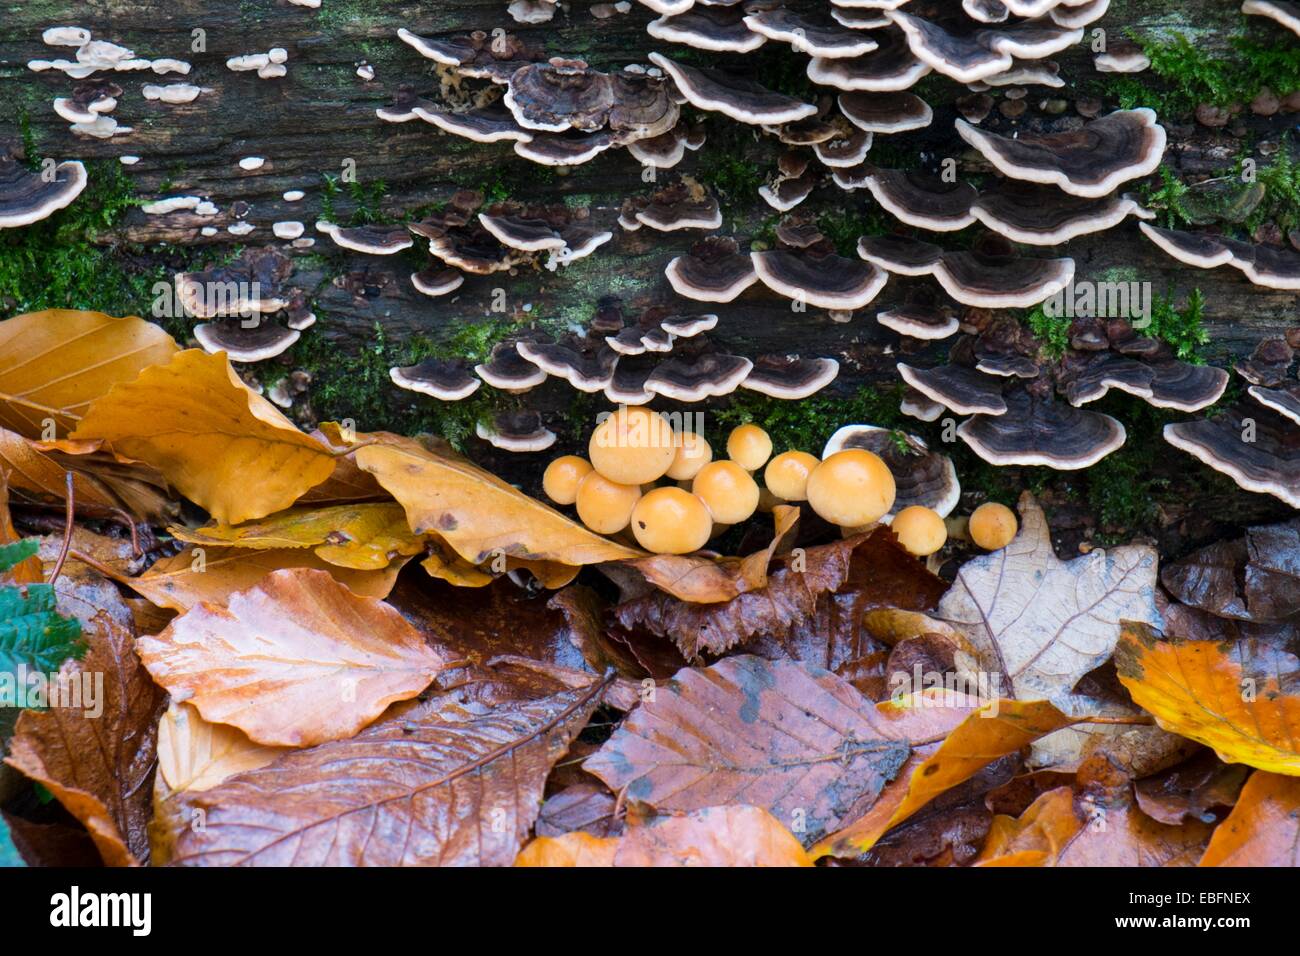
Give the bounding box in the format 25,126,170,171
123,545,408,612
613,527,946,660
1161,518,1300,622
536,783,620,838
71,350,336,524
516,805,812,867
0,310,178,438
618,504,800,604
0,426,121,516
584,656,985,845
136,568,447,747
0,476,41,584
164,673,609,866
1134,751,1250,826
1199,771,1300,866
351,429,641,567
3,611,166,866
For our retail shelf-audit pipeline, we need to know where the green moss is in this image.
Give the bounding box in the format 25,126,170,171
1024,305,1071,359
1145,289,1209,361
1113,31,1300,114
319,173,388,226
1246,140,1300,233
1139,165,1193,228
817,206,891,256
713,384,906,454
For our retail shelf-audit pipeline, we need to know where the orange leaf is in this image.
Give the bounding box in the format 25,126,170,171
1199,771,1300,866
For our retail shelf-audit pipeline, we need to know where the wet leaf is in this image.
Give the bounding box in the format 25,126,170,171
536,783,620,839
584,655,983,845
1134,751,1249,825
1161,518,1300,622
71,350,336,524
3,611,165,866
136,568,448,747
155,701,289,794
0,310,178,439
351,429,641,567
123,546,408,612
1199,771,1300,866
1116,623,1300,774
164,674,609,866
170,502,423,571
516,805,811,867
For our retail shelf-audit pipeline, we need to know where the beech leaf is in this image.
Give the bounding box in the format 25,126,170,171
1198,770,1300,866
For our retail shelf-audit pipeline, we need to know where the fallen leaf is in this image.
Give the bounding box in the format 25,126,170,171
0,310,177,439
1199,771,1300,866
164,673,609,865
516,805,811,867
814,699,1081,859
155,701,289,794
136,568,447,747
0,426,122,516
0,478,41,585
351,429,641,567
536,783,620,838
123,545,408,612
584,655,985,845
1161,518,1300,623
71,350,336,524
1134,751,1249,825
1116,623,1300,774
613,527,946,660
3,611,166,866
618,505,800,604
170,502,423,570
974,786,1081,867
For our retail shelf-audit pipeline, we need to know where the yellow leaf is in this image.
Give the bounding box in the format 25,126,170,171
123,546,408,612
1116,623,1300,775
0,310,178,438
156,702,288,794
171,502,423,570
351,430,641,566
71,350,335,524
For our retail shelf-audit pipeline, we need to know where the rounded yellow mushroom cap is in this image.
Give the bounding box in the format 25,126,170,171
542,455,593,506
891,505,947,557
806,449,896,527
691,459,760,525
726,423,773,471
665,431,713,481
575,471,642,535
763,450,820,501
969,502,1018,551
630,487,713,554
588,406,676,485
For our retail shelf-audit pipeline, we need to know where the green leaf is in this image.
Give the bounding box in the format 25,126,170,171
0,540,38,575
0,815,24,867
0,581,84,680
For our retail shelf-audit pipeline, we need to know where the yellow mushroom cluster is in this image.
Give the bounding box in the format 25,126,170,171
542,407,1017,558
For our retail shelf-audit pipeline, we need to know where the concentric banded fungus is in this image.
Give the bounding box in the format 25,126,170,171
1094,38,1151,73
649,6,768,52
863,168,978,231
605,356,658,404
969,59,1064,90
397,28,541,80
972,184,1153,245
666,236,759,302
1051,0,1111,28
741,355,840,398
813,128,874,167
901,386,944,422
624,178,722,231
743,8,880,58
390,359,482,400
807,31,932,91
505,58,616,133
476,341,548,392
319,222,413,255
1235,338,1294,387
752,247,888,310
1164,400,1300,508
411,267,466,298
855,233,944,276
1139,223,1300,291
759,167,818,212
514,131,615,166
516,340,618,392
659,313,718,337
831,7,891,30
822,424,960,519
897,362,1008,415
956,108,1166,198
958,390,1127,469
53,79,121,123
0,148,88,227
645,353,754,401
1248,383,1300,425
876,302,960,340
417,107,533,143
175,247,294,317
627,124,701,168
478,211,567,252
509,0,558,24
477,411,556,452
933,247,1074,307
1242,0,1300,37
887,11,1017,83
194,319,300,363
648,52,817,124
838,91,933,132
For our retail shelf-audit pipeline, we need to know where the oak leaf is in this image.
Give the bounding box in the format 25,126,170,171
1198,770,1300,866
136,568,447,747
3,611,166,866
1116,623,1300,774
0,310,177,439
71,350,336,524
516,805,812,867
163,674,609,866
